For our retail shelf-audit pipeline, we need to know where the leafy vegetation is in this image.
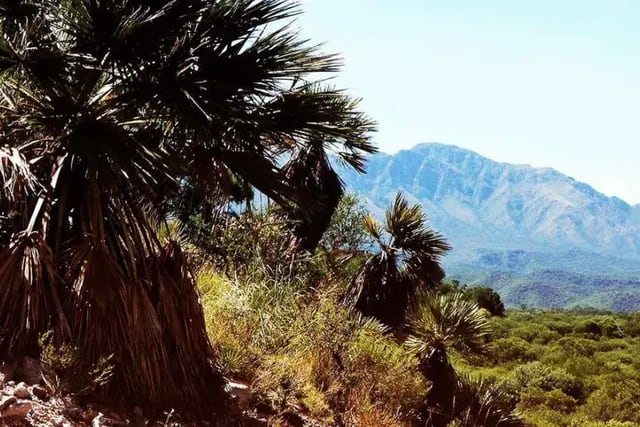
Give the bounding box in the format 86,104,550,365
461,310,640,426
345,193,451,328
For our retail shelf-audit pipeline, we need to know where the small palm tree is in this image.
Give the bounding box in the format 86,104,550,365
454,374,525,427
407,293,492,426
344,193,450,328
0,0,374,415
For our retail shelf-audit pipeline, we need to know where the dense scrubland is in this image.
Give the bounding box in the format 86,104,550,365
181,194,640,426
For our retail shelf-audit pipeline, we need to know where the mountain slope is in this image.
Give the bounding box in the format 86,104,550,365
340,143,640,310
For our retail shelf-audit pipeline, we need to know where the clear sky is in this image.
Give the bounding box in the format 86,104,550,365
297,0,640,204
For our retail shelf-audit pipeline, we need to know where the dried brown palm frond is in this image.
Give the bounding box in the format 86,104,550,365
283,138,345,252
0,231,69,356
64,239,171,405
148,241,228,415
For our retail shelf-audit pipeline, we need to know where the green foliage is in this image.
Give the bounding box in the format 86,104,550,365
439,281,506,317
0,0,375,415
346,193,451,328
39,332,113,398
466,287,506,316
468,310,640,426
320,193,371,252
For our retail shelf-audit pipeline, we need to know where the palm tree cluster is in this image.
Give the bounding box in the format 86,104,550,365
0,0,374,415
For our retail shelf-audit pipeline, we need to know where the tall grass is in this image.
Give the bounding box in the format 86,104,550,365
198,265,426,426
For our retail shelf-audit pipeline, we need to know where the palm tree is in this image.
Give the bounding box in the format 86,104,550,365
454,374,524,427
344,193,450,328
407,293,492,426
0,0,375,416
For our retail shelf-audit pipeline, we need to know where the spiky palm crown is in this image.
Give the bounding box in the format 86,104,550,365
454,374,525,427
406,292,491,361
345,193,451,328
0,0,374,413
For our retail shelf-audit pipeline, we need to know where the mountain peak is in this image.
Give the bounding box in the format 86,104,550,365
340,144,640,311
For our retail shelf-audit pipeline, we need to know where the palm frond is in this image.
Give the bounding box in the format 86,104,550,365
454,374,525,427
0,146,39,200
0,0,374,415
344,251,411,327
283,139,344,252
345,193,450,328
0,231,69,355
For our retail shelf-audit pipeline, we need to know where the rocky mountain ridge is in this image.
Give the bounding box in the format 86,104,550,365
340,143,640,310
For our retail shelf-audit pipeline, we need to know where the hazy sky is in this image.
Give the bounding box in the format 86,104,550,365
298,0,640,204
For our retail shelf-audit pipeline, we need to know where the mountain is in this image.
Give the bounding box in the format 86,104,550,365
339,143,640,311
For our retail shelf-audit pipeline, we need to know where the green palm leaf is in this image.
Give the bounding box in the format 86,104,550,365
345,193,450,328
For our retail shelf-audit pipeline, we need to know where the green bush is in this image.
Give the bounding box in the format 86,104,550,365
199,265,425,426
512,362,585,402
579,378,640,423
519,387,578,413
492,337,538,363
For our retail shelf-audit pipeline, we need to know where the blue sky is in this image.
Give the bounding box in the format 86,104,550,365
298,0,640,203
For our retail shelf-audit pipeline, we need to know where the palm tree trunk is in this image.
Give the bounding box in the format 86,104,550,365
419,347,458,427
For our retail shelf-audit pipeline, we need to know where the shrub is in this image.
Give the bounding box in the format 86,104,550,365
519,387,578,413
512,362,585,402
39,332,113,398
492,337,538,363
579,377,640,423
199,265,425,425
466,287,506,317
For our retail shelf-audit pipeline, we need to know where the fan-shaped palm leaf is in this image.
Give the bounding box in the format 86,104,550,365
406,293,491,359
454,374,525,427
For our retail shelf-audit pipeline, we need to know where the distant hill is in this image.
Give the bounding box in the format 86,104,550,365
339,143,640,311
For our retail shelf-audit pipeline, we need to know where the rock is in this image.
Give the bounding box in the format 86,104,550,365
13,382,31,399
226,380,252,409
19,357,42,385
0,361,17,386
91,413,105,427
6,380,15,387
31,385,49,401
2,401,33,419
0,396,17,411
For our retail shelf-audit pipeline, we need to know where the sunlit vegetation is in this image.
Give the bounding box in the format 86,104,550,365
460,310,640,426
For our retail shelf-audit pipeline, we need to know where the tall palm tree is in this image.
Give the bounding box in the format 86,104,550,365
0,0,375,415
407,293,493,426
344,193,450,328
